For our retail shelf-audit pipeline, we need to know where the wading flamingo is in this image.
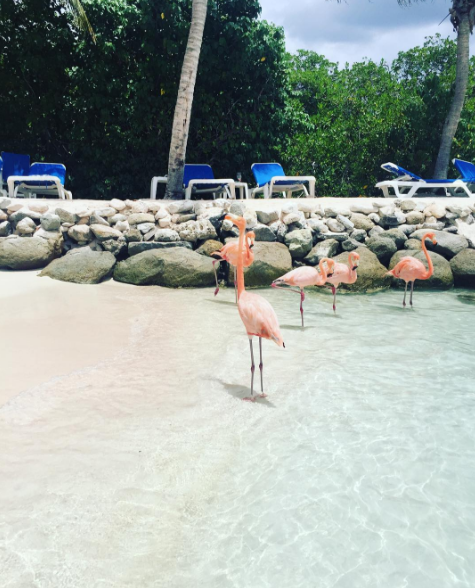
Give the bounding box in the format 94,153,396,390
226,214,284,402
325,252,360,312
271,258,335,327
387,232,437,307
211,231,255,301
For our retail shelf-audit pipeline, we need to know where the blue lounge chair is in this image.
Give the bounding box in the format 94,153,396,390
1,151,71,199
375,162,474,199
150,164,237,200
250,163,316,198
453,159,475,190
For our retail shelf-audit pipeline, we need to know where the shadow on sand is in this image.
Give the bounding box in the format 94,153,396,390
215,379,276,408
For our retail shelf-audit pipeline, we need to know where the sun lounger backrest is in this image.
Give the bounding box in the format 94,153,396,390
30,162,66,184
453,159,475,181
1,152,30,179
183,164,215,188
252,163,286,187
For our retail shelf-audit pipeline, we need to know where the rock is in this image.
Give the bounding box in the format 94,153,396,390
126,200,149,213
137,222,156,234
110,213,127,224
282,212,302,226
411,229,468,260
68,224,91,242
350,213,374,232
253,223,276,242
39,247,116,284
0,221,12,237
446,205,463,216
422,221,445,231
400,200,417,212
389,250,453,289
398,224,418,236
228,242,292,287
350,228,367,242
243,210,258,229
128,212,155,226
76,208,92,219
350,201,378,214
126,228,142,242
334,247,392,292
155,208,169,220
269,221,288,243
342,238,362,252
98,207,117,218
144,228,156,242
0,198,11,210
281,202,298,215
15,217,36,235
256,208,279,225
406,211,424,225
0,210,7,222
368,212,381,224
178,219,218,243
111,198,126,211
336,214,355,230
284,228,313,258
326,218,346,232
55,207,79,224
168,201,195,215
229,202,246,217
0,233,63,270
27,202,50,214
304,239,340,265
297,201,323,214
35,228,61,241
7,203,23,213
89,212,109,227
101,237,128,257
196,239,223,256
307,219,328,234
379,206,406,226
324,206,351,217
380,228,407,249
114,247,214,287
155,229,180,242
90,224,123,241
9,208,41,223
321,232,349,242
115,220,130,233
404,238,422,250
424,203,446,219
365,236,397,266
450,249,475,288
174,213,197,224
443,226,458,234
159,216,172,228
368,225,384,238
128,241,192,256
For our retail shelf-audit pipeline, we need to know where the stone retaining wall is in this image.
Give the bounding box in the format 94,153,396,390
1,196,475,289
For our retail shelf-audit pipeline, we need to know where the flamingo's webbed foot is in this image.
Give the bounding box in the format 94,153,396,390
214,287,219,296
243,396,256,403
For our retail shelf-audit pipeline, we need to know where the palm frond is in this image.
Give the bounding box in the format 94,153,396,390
61,0,96,43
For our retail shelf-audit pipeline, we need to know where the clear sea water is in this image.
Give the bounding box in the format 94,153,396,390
1,286,474,587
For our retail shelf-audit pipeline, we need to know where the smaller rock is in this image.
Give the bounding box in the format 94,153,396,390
168,201,194,215
126,228,142,242
342,238,363,252
15,217,36,235
404,238,422,250
253,223,276,242
350,201,378,214
0,198,11,210
68,225,91,242
110,213,127,224
326,218,346,233
110,198,126,211
284,228,313,258
321,232,349,242
350,228,367,242
90,212,109,226
0,221,12,237
155,229,180,242
304,239,340,265
28,202,49,214
256,208,279,225
90,224,123,241
196,239,223,256
350,213,374,232
55,208,79,224
365,236,397,266
98,207,117,218
137,222,156,234
369,226,384,238
400,200,417,212
406,211,424,225
128,212,155,225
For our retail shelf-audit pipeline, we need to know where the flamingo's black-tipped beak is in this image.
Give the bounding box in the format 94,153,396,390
249,244,254,249
327,272,334,278
352,266,358,271
283,342,286,348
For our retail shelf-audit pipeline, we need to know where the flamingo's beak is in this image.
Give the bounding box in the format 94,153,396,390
352,266,358,271
249,244,254,249
327,272,334,278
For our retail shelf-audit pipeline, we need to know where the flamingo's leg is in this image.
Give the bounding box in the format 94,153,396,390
332,286,337,312
244,337,256,402
300,289,305,328
234,266,237,303
272,282,304,324
258,336,266,398
212,259,222,296
403,281,408,307
409,281,415,307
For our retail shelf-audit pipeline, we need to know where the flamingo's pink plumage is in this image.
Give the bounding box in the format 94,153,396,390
211,231,255,298
325,252,360,311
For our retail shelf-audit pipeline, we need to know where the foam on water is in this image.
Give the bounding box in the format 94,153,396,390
1,286,474,587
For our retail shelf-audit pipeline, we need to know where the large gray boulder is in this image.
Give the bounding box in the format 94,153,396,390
114,247,215,287
0,234,63,269
380,228,407,249
253,223,276,242
128,241,192,256
39,247,116,284
304,239,340,266
450,249,475,288
388,250,453,290
411,229,468,260
227,242,292,287
365,236,397,266
284,228,313,258
334,247,392,292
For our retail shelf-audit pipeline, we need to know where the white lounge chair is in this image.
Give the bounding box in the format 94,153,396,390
375,162,473,199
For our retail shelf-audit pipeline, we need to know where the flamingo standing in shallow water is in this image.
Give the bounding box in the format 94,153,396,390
387,232,437,307
271,258,335,327
226,214,284,402
325,252,360,312
211,231,255,301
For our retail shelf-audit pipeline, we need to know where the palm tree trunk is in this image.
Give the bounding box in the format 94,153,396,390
433,10,471,178
165,0,208,200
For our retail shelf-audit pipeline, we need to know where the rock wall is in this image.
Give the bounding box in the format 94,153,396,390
1,196,475,289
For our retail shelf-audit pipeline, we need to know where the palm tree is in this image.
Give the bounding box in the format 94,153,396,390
165,0,208,200
396,1,474,178
61,0,96,43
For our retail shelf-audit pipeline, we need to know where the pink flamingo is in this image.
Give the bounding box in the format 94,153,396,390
271,258,335,327
226,214,284,402
325,251,360,312
211,231,255,301
387,232,437,307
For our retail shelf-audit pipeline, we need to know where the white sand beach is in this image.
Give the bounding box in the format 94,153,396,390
1,272,474,587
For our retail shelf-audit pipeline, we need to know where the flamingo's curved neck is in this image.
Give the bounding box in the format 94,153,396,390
348,254,356,278
237,225,246,298
421,236,434,279
318,258,328,279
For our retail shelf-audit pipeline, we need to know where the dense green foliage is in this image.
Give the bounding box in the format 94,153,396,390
0,0,474,199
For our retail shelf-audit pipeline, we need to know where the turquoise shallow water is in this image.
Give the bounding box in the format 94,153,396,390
1,285,474,587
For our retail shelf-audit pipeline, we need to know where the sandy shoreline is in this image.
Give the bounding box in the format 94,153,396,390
0,270,147,407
